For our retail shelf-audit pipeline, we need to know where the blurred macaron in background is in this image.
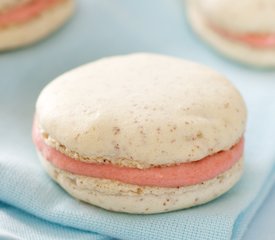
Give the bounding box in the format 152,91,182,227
0,0,75,51
186,0,275,68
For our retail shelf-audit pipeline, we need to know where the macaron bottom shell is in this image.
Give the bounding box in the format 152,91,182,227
39,153,243,214
34,121,244,213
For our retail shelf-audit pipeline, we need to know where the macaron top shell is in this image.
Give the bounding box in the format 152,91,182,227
36,53,246,168
194,0,275,34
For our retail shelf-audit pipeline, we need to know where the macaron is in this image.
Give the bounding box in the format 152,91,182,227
0,0,74,50
33,53,247,214
186,0,275,67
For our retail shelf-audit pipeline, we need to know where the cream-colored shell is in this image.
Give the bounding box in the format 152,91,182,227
187,2,275,67
0,0,74,51
36,53,246,167
39,153,243,214
191,0,275,34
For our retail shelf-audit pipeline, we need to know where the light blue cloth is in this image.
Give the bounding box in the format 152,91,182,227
0,202,106,240
0,0,274,239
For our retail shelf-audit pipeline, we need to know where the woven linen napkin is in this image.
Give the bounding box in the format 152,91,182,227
0,0,274,239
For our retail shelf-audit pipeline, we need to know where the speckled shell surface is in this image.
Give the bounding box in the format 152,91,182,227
36,53,246,168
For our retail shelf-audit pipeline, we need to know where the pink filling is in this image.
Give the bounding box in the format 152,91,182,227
209,22,275,48
0,0,63,27
33,123,244,188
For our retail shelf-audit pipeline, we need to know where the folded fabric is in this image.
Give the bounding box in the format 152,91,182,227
1,85,274,240
0,202,106,240
0,0,275,239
